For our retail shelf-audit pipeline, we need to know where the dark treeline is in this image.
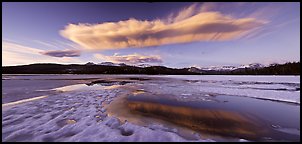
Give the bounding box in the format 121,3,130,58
227,62,300,75
2,62,300,75
2,64,197,75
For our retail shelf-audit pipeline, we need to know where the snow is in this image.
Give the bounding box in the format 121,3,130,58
163,75,300,104
2,75,300,142
165,75,300,83
197,63,264,71
53,84,106,92
2,83,213,142
239,139,249,142
2,95,48,108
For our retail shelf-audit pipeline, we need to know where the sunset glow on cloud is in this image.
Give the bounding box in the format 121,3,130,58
60,4,267,50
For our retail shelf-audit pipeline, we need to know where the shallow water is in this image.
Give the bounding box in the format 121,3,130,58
123,93,300,141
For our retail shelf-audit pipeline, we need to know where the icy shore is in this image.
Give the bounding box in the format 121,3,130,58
2,86,213,142
2,75,300,142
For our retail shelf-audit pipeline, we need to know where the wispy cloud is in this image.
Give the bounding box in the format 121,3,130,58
40,50,80,57
94,53,162,64
33,40,58,48
60,3,267,50
2,41,83,66
33,39,82,50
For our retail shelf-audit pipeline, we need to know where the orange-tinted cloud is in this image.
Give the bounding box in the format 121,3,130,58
60,4,267,50
94,53,162,64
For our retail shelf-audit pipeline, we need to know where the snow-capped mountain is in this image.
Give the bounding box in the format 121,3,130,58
238,63,265,69
188,67,202,73
97,62,126,66
190,63,265,72
212,66,237,71
238,63,264,69
88,62,265,71
198,65,237,71
98,62,116,66
96,62,154,67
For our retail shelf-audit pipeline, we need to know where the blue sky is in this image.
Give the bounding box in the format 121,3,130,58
2,2,300,67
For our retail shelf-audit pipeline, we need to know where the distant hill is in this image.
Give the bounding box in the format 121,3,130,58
2,62,300,75
2,63,196,75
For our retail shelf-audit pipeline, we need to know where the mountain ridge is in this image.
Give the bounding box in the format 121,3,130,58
2,62,300,75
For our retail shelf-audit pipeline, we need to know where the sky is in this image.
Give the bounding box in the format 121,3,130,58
2,2,300,68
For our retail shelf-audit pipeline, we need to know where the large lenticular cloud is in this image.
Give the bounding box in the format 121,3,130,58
60,4,267,50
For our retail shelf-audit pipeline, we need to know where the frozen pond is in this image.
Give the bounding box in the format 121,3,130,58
2,74,300,142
